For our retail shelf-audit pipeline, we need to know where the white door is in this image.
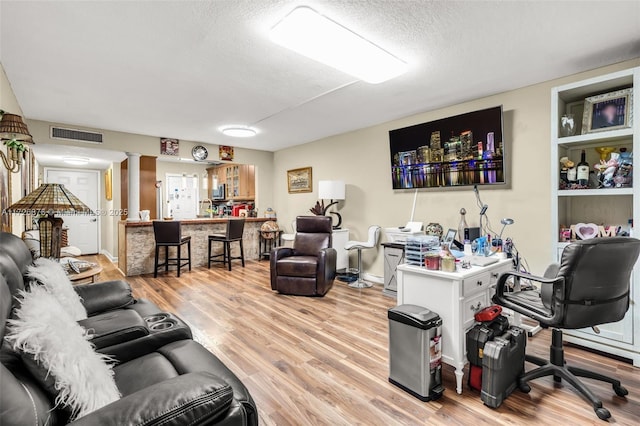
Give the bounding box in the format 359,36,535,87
45,169,100,254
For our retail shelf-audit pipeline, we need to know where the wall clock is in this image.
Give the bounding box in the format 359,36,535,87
191,145,209,161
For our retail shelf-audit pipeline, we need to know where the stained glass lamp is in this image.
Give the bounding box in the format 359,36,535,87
7,184,93,258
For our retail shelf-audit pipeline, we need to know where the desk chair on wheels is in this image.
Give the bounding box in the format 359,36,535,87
493,237,640,421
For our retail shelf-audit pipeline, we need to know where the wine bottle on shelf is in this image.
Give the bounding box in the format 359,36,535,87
577,149,590,187
567,164,577,185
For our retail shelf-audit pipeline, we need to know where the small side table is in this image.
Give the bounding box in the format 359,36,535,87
69,265,103,284
259,231,282,260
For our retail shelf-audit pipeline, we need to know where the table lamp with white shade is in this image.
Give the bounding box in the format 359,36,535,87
6,183,93,258
318,180,345,229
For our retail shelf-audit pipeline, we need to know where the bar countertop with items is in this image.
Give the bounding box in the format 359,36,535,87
118,217,272,276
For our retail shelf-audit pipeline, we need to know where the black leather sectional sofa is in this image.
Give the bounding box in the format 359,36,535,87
0,232,257,425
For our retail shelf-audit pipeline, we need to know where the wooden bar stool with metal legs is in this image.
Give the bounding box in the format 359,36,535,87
152,220,191,278
208,218,246,271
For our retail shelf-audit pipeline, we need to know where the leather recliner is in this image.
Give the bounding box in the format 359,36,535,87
270,216,337,296
0,232,257,425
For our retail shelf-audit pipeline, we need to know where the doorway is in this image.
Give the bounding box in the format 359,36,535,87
45,168,100,254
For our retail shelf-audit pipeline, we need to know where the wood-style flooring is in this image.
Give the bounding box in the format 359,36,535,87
91,256,640,425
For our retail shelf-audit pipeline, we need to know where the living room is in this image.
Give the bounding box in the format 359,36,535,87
1,1,640,425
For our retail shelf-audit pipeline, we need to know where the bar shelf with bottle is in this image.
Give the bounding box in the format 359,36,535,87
557,142,633,194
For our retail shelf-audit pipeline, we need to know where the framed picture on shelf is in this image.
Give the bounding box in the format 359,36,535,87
582,88,633,134
287,167,312,193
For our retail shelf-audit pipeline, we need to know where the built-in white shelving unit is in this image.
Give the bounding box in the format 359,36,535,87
551,67,640,366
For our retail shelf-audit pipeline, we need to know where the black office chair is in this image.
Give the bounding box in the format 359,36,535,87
493,237,640,420
152,221,192,278
208,219,245,271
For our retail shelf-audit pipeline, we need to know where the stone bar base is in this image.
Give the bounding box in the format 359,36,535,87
118,218,270,276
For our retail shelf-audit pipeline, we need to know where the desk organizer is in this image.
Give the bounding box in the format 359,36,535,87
405,236,440,266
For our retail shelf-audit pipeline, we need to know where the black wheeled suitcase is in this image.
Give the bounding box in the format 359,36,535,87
481,326,526,408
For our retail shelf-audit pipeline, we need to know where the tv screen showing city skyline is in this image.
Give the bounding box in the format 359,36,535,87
389,105,505,189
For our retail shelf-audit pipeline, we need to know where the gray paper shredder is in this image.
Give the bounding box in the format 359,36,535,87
388,304,443,401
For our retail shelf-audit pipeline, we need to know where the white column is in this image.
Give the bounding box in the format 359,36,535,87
126,152,141,221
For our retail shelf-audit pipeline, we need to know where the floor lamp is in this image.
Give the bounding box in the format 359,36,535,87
7,184,93,258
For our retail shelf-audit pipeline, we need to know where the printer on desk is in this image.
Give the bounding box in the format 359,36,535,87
384,221,425,244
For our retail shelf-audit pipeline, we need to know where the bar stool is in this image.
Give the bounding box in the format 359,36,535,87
152,221,191,278
344,225,381,288
208,218,245,271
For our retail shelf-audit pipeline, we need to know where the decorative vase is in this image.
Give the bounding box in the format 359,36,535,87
560,114,576,137
425,222,443,238
458,208,468,242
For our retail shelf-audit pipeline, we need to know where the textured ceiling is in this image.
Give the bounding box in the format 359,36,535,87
1,1,640,152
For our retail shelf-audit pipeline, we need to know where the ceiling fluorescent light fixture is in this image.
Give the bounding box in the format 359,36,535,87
221,126,257,138
270,6,408,84
63,157,90,165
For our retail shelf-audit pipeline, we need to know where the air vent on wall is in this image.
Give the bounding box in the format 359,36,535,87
50,126,103,144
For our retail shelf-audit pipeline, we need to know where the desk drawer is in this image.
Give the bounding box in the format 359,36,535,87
463,291,488,329
462,272,491,296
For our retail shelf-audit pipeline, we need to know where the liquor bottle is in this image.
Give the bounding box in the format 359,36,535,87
577,149,589,187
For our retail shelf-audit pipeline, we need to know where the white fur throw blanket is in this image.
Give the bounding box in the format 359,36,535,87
26,257,87,320
6,285,120,420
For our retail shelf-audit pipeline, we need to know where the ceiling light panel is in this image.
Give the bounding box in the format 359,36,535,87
221,127,257,138
270,6,408,84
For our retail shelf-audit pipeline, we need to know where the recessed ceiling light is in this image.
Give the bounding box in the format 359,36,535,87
270,6,408,84
221,127,257,138
63,156,90,165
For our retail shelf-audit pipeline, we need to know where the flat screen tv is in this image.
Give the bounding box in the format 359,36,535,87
389,105,505,189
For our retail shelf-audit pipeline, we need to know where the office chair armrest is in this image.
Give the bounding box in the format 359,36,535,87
493,270,565,324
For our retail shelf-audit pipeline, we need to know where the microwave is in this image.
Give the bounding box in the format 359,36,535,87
212,184,226,200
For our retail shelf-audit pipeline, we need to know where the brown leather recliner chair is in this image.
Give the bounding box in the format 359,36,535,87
270,216,337,296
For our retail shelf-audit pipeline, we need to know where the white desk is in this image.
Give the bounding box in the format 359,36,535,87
396,259,513,394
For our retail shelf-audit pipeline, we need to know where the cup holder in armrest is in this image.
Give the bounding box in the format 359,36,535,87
150,319,177,331
144,313,169,324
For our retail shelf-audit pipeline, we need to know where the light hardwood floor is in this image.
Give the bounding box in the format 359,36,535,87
92,256,640,425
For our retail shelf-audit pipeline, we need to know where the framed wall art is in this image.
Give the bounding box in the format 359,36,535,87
287,167,312,193
105,168,113,201
160,138,179,156
582,88,633,134
219,145,234,161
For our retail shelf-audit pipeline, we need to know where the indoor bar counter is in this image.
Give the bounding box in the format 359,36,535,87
118,218,270,276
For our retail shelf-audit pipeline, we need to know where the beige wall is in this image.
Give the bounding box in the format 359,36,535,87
27,119,274,259
273,58,640,279
0,62,27,237
27,119,274,210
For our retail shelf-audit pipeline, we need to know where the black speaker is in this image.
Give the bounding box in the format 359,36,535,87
464,227,481,242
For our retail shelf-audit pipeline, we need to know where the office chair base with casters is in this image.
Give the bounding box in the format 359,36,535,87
493,237,640,421
518,328,626,421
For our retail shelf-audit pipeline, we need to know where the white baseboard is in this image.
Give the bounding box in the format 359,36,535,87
100,249,118,263
363,273,384,285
